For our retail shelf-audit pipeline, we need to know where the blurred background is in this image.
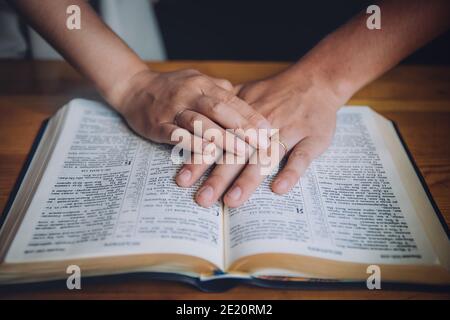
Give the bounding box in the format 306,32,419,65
1,0,449,64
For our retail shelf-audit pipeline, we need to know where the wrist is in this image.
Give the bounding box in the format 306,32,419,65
272,68,347,114
283,40,362,109
104,65,158,114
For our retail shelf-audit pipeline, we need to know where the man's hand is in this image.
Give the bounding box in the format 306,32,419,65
175,0,450,208
116,68,272,155
176,67,348,207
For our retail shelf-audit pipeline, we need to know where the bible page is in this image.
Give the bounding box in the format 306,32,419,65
5,99,224,268
225,107,439,268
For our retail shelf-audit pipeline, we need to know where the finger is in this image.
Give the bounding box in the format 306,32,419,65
209,77,234,91
175,109,247,156
176,150,221,188
176,140,248,187
223,138,287,207
158,123,216,155
195,153,247,208
194,91,271,149
272,136,330,194
176,160,211,188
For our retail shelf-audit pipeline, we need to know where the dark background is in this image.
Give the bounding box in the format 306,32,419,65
153,0,450,64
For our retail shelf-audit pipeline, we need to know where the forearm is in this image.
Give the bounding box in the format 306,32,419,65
8,0,149,108
287,0,450,104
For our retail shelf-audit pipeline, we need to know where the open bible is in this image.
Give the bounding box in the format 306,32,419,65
0,99,449,290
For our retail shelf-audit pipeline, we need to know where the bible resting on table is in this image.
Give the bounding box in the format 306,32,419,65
0,99,449,291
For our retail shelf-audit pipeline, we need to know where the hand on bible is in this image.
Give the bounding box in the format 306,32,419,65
116,69,271,155
176,67,348,208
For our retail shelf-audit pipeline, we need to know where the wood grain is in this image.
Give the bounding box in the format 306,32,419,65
0,60,449,300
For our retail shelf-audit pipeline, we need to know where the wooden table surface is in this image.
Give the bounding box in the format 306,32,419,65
0,60,449,300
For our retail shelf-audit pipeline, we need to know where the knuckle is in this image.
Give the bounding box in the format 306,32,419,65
185,74,208,87
283,168,301,180
207,172,226,184
241,168,261,185
218,79,233,90
226,94,239,105
208,102,223,115
182,68,201,76
245,174,260,186
292,149,312,162
217,92,235,105
247,112,266,127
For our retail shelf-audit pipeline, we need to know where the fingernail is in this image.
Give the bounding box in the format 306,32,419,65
198,185,214,201
275,179,289,193
227,185,242,201
177,168,191,183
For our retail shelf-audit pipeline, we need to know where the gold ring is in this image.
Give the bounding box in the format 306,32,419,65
173,109,186,125
278,139,288,155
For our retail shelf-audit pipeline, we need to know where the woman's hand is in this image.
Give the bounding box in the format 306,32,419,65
113,68,272,155
176,66,351,208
